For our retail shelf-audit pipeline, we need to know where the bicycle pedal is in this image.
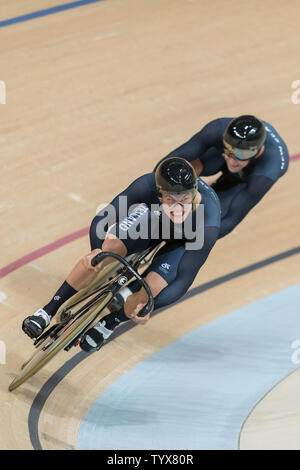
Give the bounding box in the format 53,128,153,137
24,327,35,340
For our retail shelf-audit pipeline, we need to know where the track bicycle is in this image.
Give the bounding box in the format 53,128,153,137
8,242,163,392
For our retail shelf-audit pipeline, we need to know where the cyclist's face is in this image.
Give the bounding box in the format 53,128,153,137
223,153,250,173
222,140,261,173
161,193,194,221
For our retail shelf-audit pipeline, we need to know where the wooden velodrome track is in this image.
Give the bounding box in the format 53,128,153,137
0,0,300,450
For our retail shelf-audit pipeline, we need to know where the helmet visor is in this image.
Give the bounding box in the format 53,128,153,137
223,140,259,161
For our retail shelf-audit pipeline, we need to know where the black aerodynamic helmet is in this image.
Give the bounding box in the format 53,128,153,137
223,115,266,160
155,157,198,200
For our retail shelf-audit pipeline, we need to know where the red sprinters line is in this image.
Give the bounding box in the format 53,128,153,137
0,227,89,279
0,154,299,280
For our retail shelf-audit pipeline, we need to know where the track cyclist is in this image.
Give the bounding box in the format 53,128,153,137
22,157,221,352
154,115,289,238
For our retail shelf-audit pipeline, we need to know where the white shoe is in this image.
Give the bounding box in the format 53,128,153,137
22,308,51,338
80,320,114,352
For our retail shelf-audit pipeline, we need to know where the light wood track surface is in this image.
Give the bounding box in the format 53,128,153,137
0,0,299,450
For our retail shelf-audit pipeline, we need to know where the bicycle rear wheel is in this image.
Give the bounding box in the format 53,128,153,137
9,291,113,392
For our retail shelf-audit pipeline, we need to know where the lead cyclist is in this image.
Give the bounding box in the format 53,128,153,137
22,157,220,352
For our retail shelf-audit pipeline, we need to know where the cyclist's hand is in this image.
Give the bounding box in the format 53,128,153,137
127,303,150,325
84,249,103,272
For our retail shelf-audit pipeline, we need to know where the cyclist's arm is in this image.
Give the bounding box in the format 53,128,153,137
153,119,221,176
219,175,274,238
153,226,219,309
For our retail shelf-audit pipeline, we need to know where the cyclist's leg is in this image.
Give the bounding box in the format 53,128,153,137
67,203,155,291
55,204,157,309
23,206,154,338
65,235,127,292
22,235,130,338
80,208,162,350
